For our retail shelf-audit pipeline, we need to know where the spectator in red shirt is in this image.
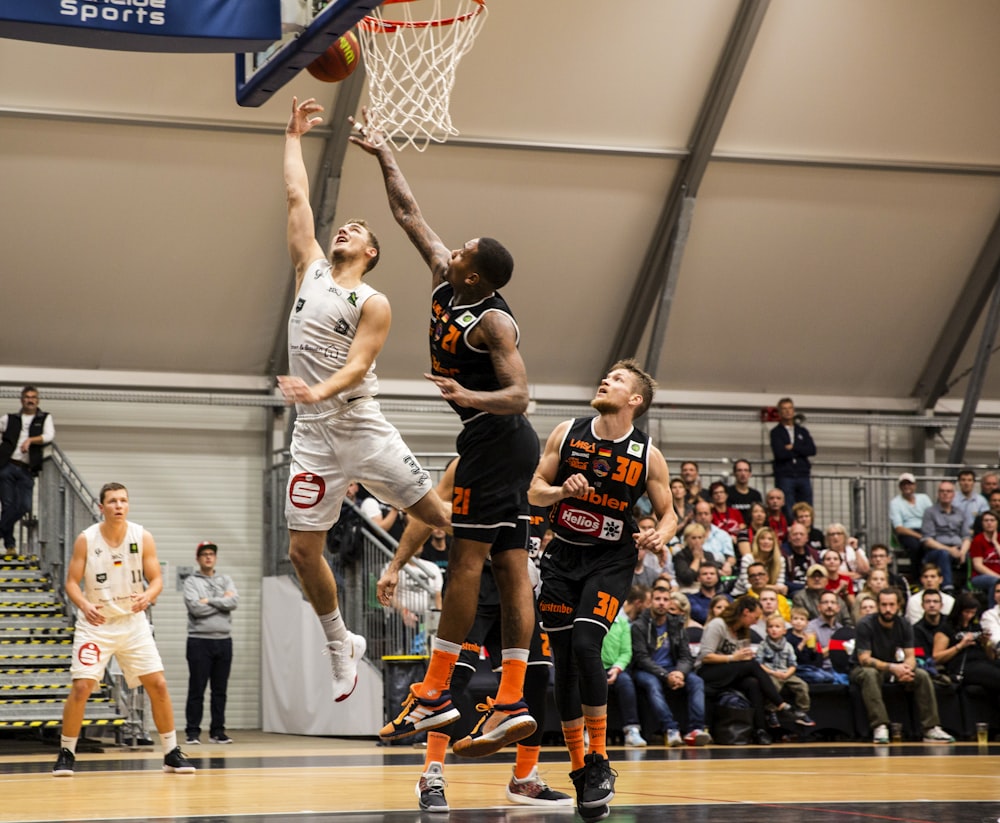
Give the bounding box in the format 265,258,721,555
709,481,743,541
969,510,1000,593
764,488,789,544
822,548,855,610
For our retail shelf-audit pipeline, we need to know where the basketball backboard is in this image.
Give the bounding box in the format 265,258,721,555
235,0,380,107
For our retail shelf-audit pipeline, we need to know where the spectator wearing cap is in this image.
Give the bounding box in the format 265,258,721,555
889,472,933,571
183,541,239,745
791,563,830,622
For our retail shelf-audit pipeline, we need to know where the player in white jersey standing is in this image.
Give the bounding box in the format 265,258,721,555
53,482,194,776
277,97,451,703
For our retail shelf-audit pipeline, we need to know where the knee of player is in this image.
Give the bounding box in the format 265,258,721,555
70,679,96,701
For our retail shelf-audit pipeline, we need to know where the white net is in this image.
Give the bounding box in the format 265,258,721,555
358,0,488,152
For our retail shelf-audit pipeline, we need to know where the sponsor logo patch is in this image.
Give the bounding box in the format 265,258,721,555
455,311,475,327
295,298,306,313
129,543,139,554
95,573,107,583
628,441,645,458
556,505,624,541
289,472,326,508
592,458,610,477
78,642,101,667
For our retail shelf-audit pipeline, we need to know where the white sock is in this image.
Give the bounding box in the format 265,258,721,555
432,636,463,656
319,609,349,643
161,730,177,754
60,735,78,754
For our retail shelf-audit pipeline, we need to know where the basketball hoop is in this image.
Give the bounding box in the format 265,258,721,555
357,0,487,152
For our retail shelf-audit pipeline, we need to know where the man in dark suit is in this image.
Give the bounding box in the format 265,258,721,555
769,398,816,519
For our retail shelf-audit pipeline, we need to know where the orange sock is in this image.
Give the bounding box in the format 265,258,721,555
585,714,607,758
416,648,460,700
514,744,540,780
563,723,586,771
424,731,450,771
495,656,528,705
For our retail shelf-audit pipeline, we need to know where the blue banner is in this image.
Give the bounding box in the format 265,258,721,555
0,0,280,52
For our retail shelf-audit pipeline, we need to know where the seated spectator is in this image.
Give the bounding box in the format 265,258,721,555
637,513,675,581
709,481,744,542
756,614,816,728
603,585,648,748
653,570,678,593
823,523,869,579
764,488,789,544
693,501,736,576
807,591,849,666
851,588,954,744
969,510,1000,593
787,606,838,684
932,591,1000,697
752,586,791,638
889,472,933,571
726,459,763,526
905,563,955,624
782,522,820,595
707,593,731,623
735,501,768,557
673,523,720,592
920,480,971,592
631,586,712,746
688,563,732,626
860,569,890,601
670,477,694,537
971,488,1000,536
667,591,701,629
694,596,791,746
681,461,712,506
632,542,661,589
912,589,946,666
793,564,850,625
792,502,825,554
853,592,878,623
866,543,909,594
822,548,856,609
981,579,1000,653
954,468,990,526
732,528,786,596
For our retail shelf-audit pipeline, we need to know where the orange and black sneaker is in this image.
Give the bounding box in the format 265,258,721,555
451,698,537,758
379,686,460,742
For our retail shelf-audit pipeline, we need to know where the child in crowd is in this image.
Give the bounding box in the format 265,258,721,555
756,614,816,728
786,606,846,685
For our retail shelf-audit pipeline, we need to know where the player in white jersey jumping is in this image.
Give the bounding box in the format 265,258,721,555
53,482,194,776
277,97,451,703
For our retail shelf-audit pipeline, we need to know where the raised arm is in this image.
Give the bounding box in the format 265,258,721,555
349,108,451,285
424,311,529,415
285,97,327,285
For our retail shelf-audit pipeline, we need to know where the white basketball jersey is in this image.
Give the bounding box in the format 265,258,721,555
81,521,146,620
287,258,380,415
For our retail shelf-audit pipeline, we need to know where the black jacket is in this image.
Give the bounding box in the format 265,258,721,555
630,611,694,678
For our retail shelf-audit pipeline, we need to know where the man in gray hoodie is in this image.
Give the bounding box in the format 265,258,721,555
183,541,238,744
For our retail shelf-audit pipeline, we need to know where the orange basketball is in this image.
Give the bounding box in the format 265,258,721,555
307,32,361,83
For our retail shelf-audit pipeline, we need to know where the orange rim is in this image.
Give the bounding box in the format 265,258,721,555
360,0,485,33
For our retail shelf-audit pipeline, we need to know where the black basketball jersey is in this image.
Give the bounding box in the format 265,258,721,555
549,417,651,547
428,282,520,423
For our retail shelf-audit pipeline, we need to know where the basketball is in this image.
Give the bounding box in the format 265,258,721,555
306,32,361,83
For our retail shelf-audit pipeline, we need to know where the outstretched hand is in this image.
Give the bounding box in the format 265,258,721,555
287,96,324,138
347,105,388,154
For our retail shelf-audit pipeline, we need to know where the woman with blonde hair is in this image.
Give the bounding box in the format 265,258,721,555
732,528,786,596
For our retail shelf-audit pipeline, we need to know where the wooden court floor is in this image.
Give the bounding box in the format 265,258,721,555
2,731,1000,823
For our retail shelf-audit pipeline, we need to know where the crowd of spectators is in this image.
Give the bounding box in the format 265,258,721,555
597,455,1000,746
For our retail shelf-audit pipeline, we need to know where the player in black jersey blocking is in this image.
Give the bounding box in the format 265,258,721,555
529,360,676,821
351,112,540,757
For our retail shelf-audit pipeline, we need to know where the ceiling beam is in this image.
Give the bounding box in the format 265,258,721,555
604,0,771,374
911,208,1000,411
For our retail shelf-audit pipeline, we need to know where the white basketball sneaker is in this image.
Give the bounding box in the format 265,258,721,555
325,632,366,702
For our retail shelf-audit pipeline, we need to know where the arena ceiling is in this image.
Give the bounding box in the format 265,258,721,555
1,0,999,418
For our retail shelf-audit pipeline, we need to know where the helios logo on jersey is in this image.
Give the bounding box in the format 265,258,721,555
557,506,601,535
78,642,101,666
289,472,326,508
